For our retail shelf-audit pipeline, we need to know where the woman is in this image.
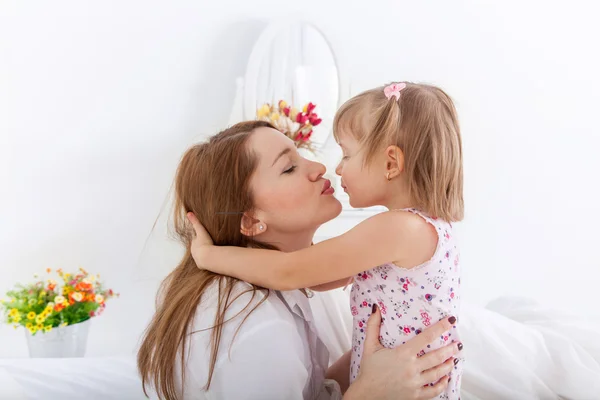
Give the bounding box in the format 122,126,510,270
137,121,459,400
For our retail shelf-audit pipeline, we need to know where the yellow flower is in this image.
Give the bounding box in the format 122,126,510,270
62,300,69,307
54,295,65,304
37,300,43,305
27,312,36,320
36,323,43,331
72,292,84,302
256,104,271,118
60,322,68,328
44,325,52,333
95,294,105,304
26,322,33,329
12,315,22,323
289,107,299,120
9,308,19,317
35,314,45,324
62,286,72,296
64,273,71,279
13,324,18,329
39,291,47,297
270,112,280,121
278,100,288,109
28,325,37,334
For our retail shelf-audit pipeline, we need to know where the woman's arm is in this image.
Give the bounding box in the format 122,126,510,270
326,350,352,393
188,211,430,290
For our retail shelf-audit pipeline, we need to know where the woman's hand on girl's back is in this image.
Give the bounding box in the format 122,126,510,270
187,212,214,267
344,306,460,400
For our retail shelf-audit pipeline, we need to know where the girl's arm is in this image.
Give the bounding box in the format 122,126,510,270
188,211,434,290
310,277,352,292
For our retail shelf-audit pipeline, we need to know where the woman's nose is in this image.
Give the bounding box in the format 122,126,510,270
309,160,326,181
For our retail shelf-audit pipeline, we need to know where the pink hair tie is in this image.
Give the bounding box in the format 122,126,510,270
384,82,406,101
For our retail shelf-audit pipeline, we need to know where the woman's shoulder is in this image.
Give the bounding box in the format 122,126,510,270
180,281,307,398
190,279,298,340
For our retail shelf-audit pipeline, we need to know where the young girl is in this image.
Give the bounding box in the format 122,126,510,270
188,82,464,399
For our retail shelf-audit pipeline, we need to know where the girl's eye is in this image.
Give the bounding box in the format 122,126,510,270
283,166,296,174
342,156,350,161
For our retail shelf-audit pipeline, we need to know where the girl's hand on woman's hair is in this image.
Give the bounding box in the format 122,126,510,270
344,305,461,400
187,212,214,267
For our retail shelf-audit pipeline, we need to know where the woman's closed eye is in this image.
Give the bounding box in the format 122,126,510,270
283,165,297,174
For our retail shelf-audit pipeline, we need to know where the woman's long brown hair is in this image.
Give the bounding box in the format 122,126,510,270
137,121,279,399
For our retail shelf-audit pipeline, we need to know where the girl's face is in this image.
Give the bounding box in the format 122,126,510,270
247,127,342,236
335,133,389,208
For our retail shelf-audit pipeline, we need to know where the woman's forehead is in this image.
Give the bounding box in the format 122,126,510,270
249,127,294,161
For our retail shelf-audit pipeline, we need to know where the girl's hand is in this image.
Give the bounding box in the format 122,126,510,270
344,306,461,400
186,212,214,267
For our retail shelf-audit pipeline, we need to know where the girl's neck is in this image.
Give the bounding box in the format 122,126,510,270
383,191,415,211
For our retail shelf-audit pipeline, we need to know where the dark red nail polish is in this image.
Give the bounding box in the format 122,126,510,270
372,303,377,313
454,358,459,365
457,342,463,351
448,316,456,324
448,376,451,383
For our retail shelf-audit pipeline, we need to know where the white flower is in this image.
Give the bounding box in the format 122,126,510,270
95,294,105,304
54,295,65,304
71,292,83,302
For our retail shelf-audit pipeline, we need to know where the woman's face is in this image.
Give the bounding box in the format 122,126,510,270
247,127,342,236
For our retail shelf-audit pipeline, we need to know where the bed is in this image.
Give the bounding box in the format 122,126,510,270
1,295,599,399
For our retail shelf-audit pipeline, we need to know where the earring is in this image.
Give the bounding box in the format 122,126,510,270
386,172,391,181
259,225,264,230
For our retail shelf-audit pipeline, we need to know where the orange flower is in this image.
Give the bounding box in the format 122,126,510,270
86,293,95,302
46,268,52,274
75,282,93,292
54,303,65,312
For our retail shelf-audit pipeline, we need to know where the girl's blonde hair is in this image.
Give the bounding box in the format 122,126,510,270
333,82,464,222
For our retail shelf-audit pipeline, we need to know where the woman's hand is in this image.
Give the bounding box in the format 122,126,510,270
344,306,461,400
186,212,214,267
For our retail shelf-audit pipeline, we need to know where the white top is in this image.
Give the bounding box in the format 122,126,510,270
174,281,342,400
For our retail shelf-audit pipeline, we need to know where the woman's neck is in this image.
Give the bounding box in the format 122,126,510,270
259,228,317,253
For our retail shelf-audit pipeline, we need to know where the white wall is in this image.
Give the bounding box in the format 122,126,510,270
1,0,599,357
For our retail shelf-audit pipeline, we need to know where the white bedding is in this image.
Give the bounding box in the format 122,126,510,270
1,296,599,400
0,356,144,399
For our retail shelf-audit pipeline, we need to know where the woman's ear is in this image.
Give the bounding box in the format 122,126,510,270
240,212,267,236
384,145,404,179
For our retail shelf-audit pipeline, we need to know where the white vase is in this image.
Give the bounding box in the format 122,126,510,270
25,319,91,358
